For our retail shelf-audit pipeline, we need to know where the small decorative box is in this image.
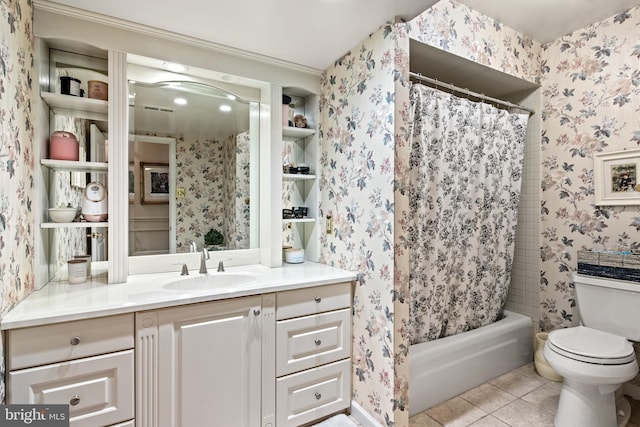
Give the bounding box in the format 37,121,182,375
577,250,640,282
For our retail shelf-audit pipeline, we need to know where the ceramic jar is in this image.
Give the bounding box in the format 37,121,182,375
50,131,79,161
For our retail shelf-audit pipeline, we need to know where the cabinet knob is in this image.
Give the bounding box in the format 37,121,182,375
314,339,322,346
253,309,261,316
314,297,322,303
70,336,81,345
69,395,80,406
314,392,322,400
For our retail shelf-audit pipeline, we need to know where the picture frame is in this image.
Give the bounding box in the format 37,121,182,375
128,164,135,203
141,163,170,204
594,148,640,206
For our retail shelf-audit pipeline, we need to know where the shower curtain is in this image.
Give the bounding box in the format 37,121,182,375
408,84,529,345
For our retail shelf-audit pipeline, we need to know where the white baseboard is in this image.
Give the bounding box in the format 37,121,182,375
624,382,640,400
350,401,382,427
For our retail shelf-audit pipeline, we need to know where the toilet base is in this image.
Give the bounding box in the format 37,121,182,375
617,394,631,427
555,379,620,427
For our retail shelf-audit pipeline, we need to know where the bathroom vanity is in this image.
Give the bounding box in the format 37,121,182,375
2,263,356,427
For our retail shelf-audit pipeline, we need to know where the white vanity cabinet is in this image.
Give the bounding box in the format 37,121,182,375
6,314,135,427
136,295,264,427
275,282,352,427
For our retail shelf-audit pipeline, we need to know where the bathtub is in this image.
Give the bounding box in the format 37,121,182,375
409,310,533,416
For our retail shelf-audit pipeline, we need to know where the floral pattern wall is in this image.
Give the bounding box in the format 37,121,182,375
0,0,36,402
320,23,400,426
540,8,640,331
175,132,250,251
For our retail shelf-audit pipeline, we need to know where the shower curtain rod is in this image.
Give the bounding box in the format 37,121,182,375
409,72,534,115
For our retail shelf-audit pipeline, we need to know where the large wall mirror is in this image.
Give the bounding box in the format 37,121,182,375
127,56,260,257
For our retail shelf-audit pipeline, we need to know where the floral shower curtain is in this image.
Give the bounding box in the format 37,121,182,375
408,84,529,345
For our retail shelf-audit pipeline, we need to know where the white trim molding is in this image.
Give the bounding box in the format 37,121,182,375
350,401,383,427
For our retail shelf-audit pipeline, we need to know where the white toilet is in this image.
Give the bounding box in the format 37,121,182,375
544,272,640,427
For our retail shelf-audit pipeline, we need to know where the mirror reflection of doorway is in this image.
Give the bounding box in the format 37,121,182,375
128,135,177,256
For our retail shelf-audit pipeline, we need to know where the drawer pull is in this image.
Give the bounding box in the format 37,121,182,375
69,336,81,345
253,309,261,316
314,297,322,303
69,395,81,406
315,392,322,400
314,339,322,346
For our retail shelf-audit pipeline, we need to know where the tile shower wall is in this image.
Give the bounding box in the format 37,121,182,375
505,90,542,328
0,0,36,402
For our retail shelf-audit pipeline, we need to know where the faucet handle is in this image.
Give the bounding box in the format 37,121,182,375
217,258,232,272
173,263,189,275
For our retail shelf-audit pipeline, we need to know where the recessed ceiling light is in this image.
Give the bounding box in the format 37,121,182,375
219,105,232,112
226,94,236,101
174,97,187,105
164,62,186,73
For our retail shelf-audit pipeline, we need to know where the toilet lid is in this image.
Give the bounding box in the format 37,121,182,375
548,326,636,365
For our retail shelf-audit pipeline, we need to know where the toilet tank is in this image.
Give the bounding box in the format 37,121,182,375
573,272,640,341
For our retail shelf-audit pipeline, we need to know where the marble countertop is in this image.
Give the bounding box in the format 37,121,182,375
1,262,356,330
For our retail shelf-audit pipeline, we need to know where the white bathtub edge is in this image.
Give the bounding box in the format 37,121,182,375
409,310,534,416
350,400,383,427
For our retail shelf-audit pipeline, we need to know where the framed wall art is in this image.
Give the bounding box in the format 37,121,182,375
128,164,135,203
141,163,170,204
594,148,640,206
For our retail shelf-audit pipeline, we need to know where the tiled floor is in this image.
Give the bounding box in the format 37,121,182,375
410,363,640,427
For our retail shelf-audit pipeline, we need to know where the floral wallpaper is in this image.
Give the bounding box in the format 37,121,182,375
233,131,251,249
540,8,640,333
320,22,400,426
0,0,36,402
175,131,250,251
408,0,541,85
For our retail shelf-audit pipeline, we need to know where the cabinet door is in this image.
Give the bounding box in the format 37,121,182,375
157,297,262,427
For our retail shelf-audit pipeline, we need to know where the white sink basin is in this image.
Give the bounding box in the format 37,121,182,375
163,273,256,291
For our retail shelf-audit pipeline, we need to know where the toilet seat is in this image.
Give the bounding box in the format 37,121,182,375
547,326,636,365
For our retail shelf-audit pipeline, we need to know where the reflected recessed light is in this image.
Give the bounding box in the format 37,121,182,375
219,105,232,112
164,62,186,73
226,94,236,100
174,97,187,105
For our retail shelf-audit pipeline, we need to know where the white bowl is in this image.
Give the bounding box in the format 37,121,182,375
48,207,78,223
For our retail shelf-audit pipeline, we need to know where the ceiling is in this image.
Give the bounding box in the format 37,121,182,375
46,0,640,70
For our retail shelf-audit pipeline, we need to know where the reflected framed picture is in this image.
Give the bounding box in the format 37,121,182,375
141,163,169,204
128,164,135,203
594,149,640,206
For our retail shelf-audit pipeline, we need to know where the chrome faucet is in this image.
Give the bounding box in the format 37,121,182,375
199,248,210,274
190,241,198,253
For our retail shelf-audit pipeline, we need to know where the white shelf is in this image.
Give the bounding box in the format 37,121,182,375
282,127,315,139
283,218,316,224
41,159,108,173
283,173,316,181
41,221,108,229
41,91,108,121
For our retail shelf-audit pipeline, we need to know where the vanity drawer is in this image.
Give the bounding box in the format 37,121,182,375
276,358,350,427
277,308,350,376
277,282,351,320
7,314,134,370
8,349,134,427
